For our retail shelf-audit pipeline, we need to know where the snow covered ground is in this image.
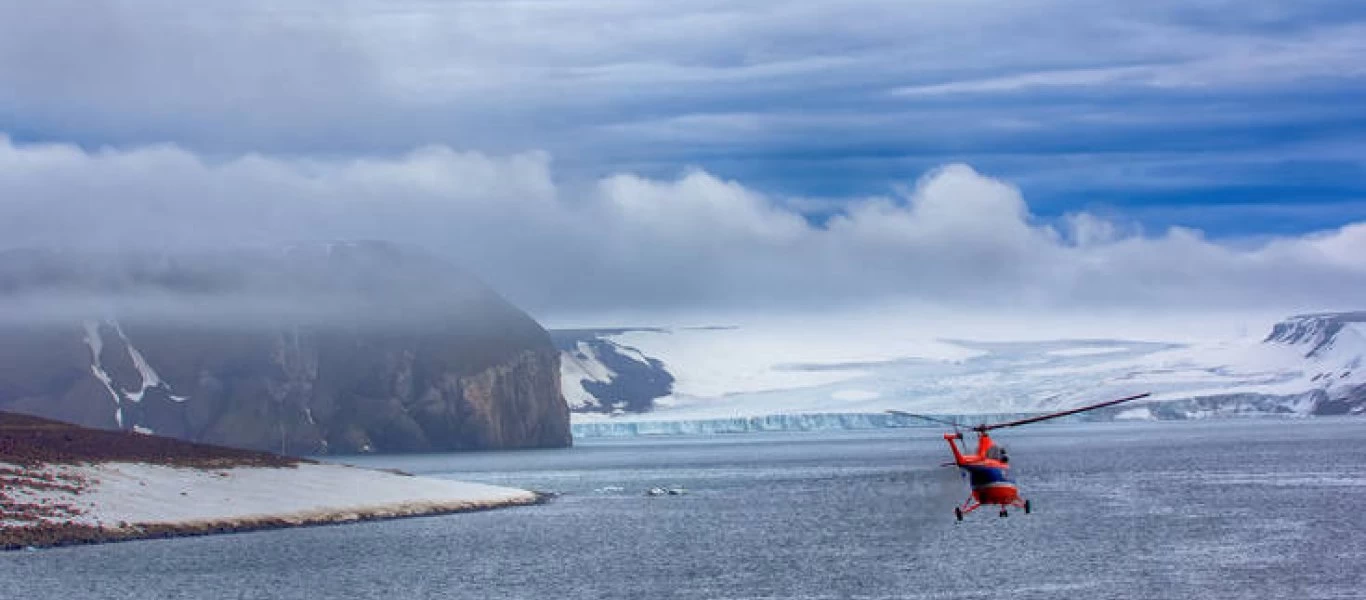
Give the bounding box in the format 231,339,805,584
564,312,1366,430
609,324,980,402
2,461,536,535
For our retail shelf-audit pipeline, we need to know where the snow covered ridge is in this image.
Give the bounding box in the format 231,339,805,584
1,461,537,549
1264,312,1366,357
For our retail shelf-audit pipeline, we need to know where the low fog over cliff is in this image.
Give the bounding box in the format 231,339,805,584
0,242,571,454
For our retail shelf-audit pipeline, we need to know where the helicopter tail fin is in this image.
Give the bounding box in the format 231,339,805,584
942,433,967,464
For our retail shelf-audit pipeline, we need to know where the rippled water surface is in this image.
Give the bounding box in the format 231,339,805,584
4,419,1365,599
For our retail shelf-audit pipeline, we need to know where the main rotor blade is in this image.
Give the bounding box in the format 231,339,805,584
885,410,964,428
976,392,1151,432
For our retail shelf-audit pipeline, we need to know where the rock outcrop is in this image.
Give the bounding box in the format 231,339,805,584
0,242,571,454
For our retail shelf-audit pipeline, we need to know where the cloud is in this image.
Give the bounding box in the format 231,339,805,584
2,2,1365,323
890,23,1366,97
4,2,1364,190
2,135,1364,320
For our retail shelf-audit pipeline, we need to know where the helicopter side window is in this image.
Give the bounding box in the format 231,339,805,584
985,446,1008,462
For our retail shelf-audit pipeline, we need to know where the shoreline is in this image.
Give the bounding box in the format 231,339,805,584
2,491,549,551
2,459,547,551
2,412,549,551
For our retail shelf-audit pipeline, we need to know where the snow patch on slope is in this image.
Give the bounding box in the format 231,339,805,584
561,341,615,410
111,321,172,403
1306,323,1365,384
81,321,123,428
79,320,189,430
553,330,676,413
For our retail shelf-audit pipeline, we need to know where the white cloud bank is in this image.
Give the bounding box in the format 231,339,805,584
1,135,1364,320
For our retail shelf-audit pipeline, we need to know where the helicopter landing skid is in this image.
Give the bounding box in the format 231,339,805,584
955,498,1032,521
954,500,980,522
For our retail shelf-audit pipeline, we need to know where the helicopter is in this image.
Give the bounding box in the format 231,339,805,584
888,392,1151,520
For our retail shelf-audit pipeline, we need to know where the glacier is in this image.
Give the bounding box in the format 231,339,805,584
569,394,1329,438
561,311,1366,436
575,411,1058,438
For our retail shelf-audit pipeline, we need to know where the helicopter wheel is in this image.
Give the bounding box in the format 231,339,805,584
954,507,963,522
999,509,1008,518
1024,500,1032,515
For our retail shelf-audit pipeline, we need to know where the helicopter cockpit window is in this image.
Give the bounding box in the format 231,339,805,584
986,446,1008,462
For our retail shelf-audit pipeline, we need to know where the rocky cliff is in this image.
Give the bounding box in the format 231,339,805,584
0,242,571,454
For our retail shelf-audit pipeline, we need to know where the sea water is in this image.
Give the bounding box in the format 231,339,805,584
4,419,1364,599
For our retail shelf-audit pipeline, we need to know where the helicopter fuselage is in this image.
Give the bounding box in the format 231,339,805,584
958,458,1019,505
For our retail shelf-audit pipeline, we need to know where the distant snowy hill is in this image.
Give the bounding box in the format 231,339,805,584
551,329,675,414
559,312,1366,435
1256,312,1366,414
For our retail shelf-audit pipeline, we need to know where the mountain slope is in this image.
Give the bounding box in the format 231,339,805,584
552,329,674,414
0,242,571,454
1259,312,1366,414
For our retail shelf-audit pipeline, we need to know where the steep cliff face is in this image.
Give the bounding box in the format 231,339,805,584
0,242,571,454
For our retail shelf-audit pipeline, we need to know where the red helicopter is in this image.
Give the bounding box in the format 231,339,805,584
888,392,1151,520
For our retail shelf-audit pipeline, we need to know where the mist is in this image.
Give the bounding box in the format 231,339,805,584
0,242,528,332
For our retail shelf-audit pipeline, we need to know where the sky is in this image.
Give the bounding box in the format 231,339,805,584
1,1,1365,323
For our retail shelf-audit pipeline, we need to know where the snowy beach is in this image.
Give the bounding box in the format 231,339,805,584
0,411,540,549
2,460,537,549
